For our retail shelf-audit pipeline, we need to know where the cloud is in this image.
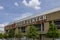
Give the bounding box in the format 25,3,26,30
22,0,41,10
14,2,19,6
0,6,4,10
0,22,9,31
15,12,33,20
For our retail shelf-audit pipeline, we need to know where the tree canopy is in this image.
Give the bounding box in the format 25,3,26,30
0,33,3,39
2,33,8,39
8,29,15,38
46,21,60,39
15,29,23,38
26,25,40,39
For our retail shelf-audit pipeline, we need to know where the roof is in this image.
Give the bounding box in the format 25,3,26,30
6,7,60,25
15,7,60,23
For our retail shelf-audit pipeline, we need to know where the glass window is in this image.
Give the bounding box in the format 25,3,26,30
49,21,52,24
54,21,60,29
5,30,8,33
25,20,28,24
35,24,41,31
42,23,44,31
40,16,43,20
49,21,60,29
54,21,60,25
21,27,26,33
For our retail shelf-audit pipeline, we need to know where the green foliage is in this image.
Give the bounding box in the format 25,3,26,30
26,25,40,39
0,33,3,39
0,33,8,39
8,29,15,38
46,21,60,38
15,29,23,38
2,33,8,39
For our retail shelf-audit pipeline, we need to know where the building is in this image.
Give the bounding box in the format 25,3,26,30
4,7,60,40
0,30,4,33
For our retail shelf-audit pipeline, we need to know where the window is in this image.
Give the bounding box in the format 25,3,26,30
40,16,43,20
42,23,44,31
13,28,15,31
54,21,60,29
35,23,44,31
54,21,60,25
35,24,41,31
49,21,52,24
5,30,9,33
21,27,26,33
49,21,60,29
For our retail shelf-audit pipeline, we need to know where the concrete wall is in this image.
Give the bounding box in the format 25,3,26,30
46,11,60,21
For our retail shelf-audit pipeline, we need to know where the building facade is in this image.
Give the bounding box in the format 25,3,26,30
4,7,60,40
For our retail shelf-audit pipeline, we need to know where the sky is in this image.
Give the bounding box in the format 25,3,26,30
0,0,60,31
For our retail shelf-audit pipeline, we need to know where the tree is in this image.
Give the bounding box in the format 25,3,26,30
8,29,15,40
0,33,8,40
26,25,40,40
15,29,23,40
2,33,8,39
0,33,3,39
46,21,60,40
0,33,3,40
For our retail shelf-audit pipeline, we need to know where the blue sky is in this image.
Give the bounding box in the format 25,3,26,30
0,0,60,31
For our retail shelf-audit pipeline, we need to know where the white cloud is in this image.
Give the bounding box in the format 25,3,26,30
22,0,41,10
15,12,33,20
0,6,4,10
0,22,9,31
14,2,19,6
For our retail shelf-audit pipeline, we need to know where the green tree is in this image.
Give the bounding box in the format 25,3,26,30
0,33,8,40
26,25,40,40
0,33,3,40
15,29,23,40
0,33,2,39
2,33,8,39
46,21,60,40
8,29,15,40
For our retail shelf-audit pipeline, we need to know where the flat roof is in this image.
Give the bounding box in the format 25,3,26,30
15,7,60,23
6,7,60,26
